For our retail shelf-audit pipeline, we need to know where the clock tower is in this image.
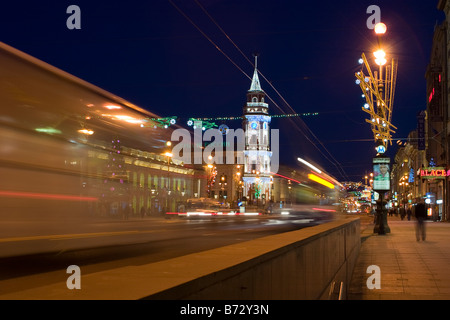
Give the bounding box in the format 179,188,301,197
242,56,272,205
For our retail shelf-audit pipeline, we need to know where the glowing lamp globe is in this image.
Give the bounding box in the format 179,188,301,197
375,58,387,66
374,49,386,59
374,49,387,66
374,22,387,35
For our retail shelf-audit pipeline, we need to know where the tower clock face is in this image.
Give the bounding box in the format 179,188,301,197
250,122,258,129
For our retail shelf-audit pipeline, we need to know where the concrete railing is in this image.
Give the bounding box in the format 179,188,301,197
146,216,360,300
2,216,360,300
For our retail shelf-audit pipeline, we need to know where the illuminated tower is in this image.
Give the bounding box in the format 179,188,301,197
242,56,272,205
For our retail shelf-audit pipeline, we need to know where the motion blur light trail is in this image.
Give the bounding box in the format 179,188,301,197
0,190,98,202
307,174,335,189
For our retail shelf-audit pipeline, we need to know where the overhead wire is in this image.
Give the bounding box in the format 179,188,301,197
167,0,251,82
169,0,349,180
177,0,349,180
192,0,350,180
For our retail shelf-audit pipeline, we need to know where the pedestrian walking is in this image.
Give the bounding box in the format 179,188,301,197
399,206,406,220
415,198,427,241
388,208,393,217
406,207,412,221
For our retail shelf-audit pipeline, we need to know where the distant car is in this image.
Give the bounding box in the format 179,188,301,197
267,204,335,224
169,198,236,218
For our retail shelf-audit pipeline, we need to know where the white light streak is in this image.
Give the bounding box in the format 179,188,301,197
297,157,322,174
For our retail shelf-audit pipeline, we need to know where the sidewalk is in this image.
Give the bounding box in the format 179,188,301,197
348,215,450,300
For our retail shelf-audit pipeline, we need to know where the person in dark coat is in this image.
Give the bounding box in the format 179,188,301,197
406,207,412,221
415,198,427,241
399,206,406,220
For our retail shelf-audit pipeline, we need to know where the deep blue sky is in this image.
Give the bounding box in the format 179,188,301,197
0,0,445,181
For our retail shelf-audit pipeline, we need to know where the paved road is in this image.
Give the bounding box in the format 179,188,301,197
0,214,330,297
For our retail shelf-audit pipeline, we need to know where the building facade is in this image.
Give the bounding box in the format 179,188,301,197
390,1,449,220
437,0,450,220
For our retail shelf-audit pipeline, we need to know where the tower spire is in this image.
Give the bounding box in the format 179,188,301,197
242,53,271,205
249,53,262,92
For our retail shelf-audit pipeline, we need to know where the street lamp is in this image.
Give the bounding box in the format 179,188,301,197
206,155,214,198
355,22,398,234
374,22,387,35
164,141,172,213
164,151,173,191
374,49,387,66
355,23,397,149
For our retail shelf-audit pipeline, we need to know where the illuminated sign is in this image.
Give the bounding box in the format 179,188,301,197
420,167,449,179
373,157,390,191
376,145,386,153
373,157,390,164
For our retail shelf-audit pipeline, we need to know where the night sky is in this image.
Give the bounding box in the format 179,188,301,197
0,0,445,182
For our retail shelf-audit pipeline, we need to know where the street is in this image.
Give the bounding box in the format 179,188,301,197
0,214,331,296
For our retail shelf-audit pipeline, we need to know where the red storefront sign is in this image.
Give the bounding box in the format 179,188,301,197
420,167,449,179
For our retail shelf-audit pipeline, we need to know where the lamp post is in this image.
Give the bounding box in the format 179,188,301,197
236,167,242,204
356,22,397,149
399,175,409,210
355,22,397,234
164,141,173,213
399,180,405,214
207,155,213,198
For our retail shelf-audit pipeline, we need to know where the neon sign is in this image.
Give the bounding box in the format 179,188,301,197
420,167,449,179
